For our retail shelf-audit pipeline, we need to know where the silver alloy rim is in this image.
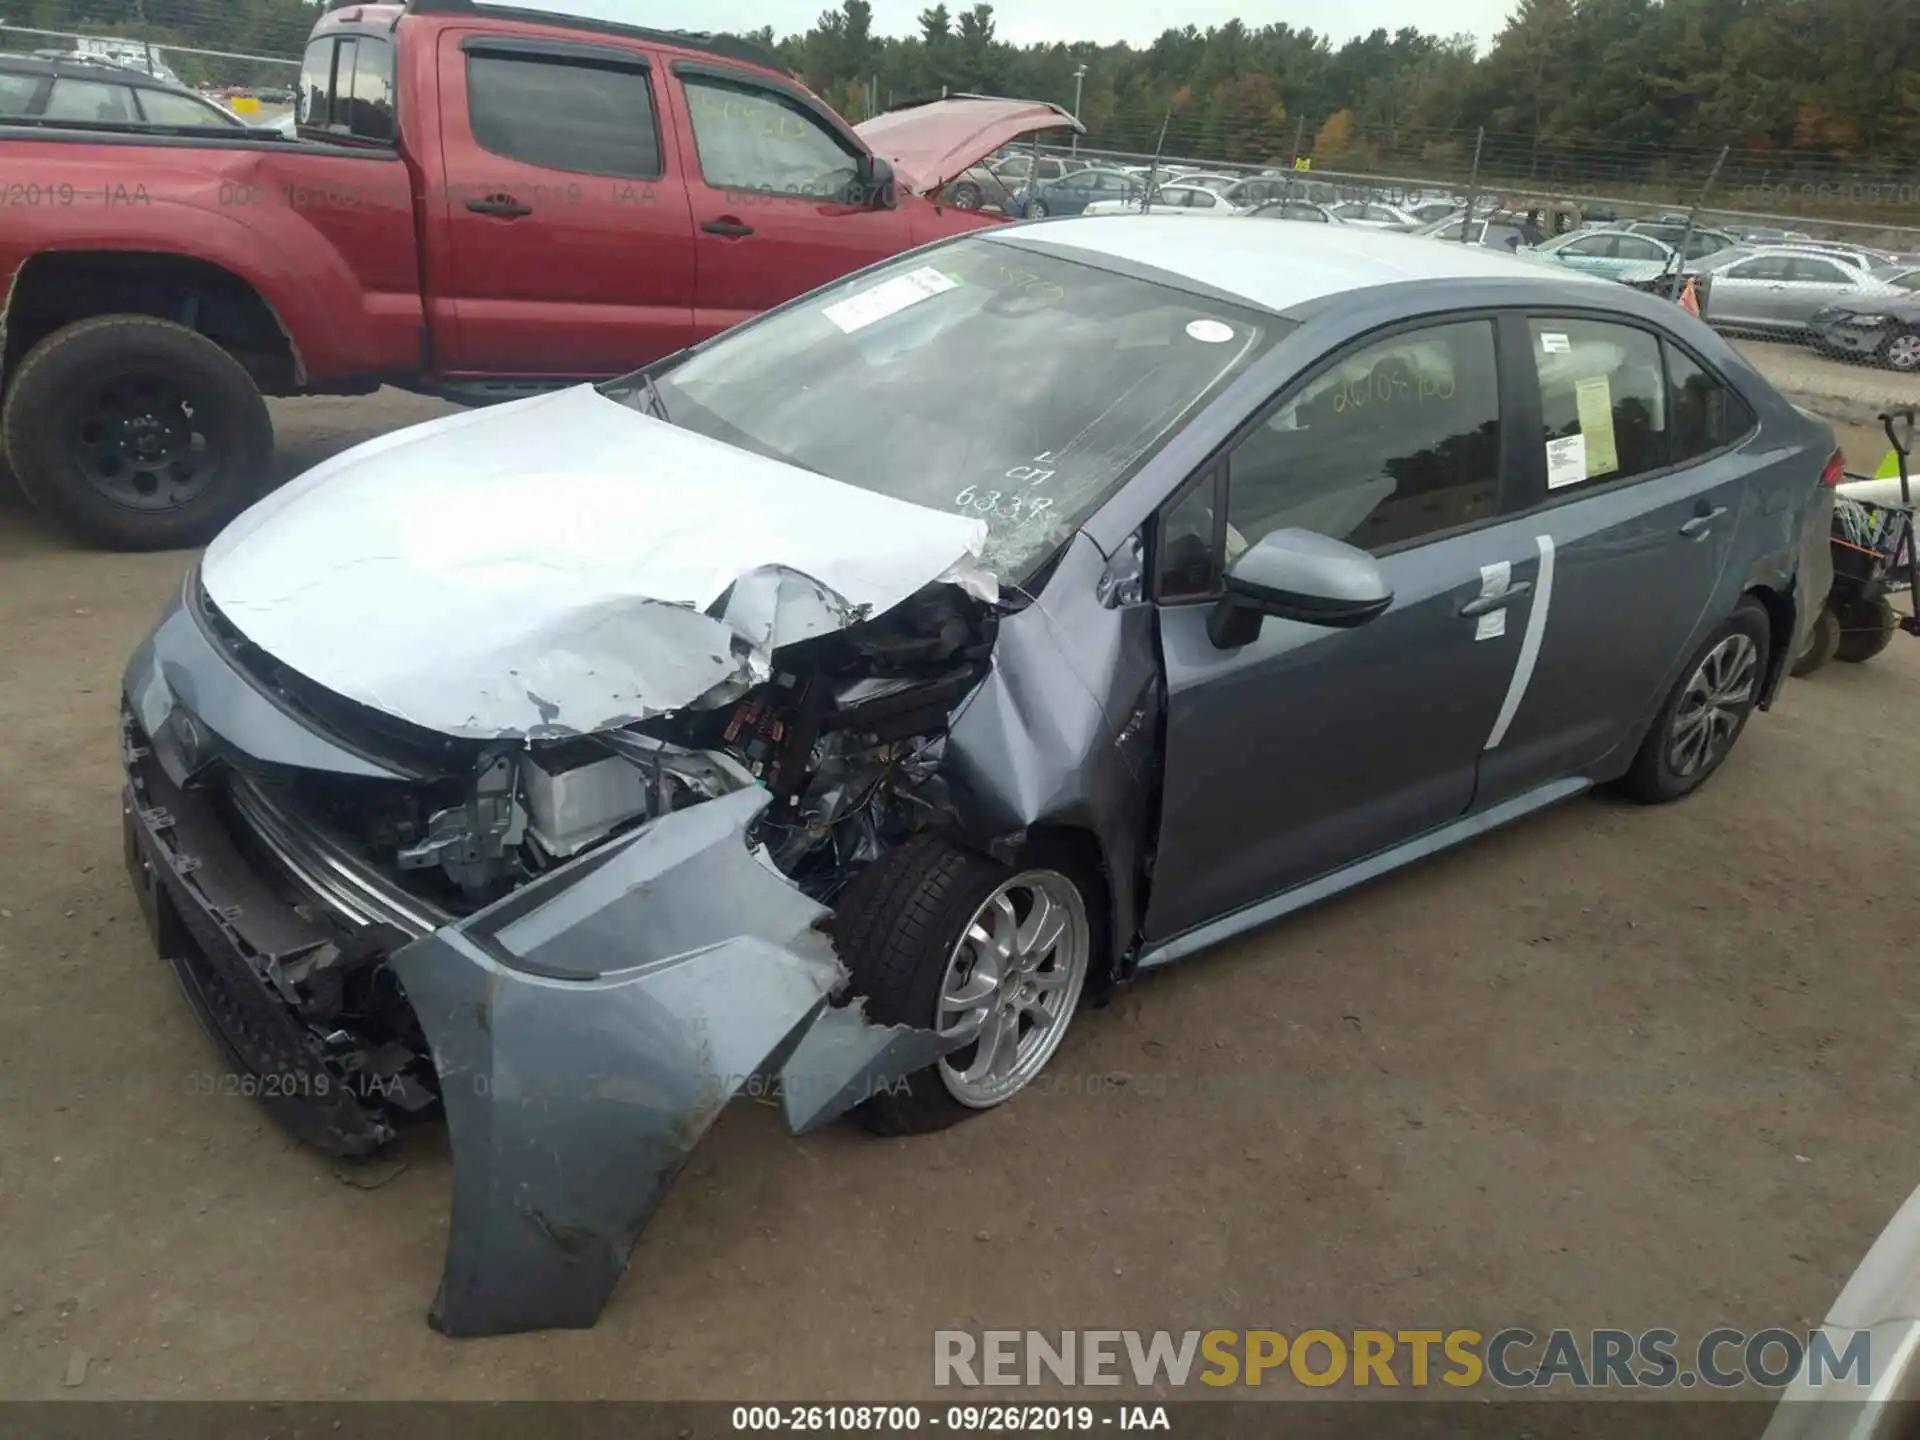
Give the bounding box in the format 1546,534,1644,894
1887,333,1920,371
1668,633,1758,778
936,870,1090,1108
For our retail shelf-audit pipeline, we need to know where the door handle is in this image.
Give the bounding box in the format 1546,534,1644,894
465,195,531,217
1460,579,1533,618
1679,506,1729,539
702,217,755,237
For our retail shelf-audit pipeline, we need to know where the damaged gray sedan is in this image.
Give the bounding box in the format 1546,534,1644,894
122,218,1835,1338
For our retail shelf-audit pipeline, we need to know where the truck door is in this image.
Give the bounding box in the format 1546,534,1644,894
429,31,697,378
664,63,913,340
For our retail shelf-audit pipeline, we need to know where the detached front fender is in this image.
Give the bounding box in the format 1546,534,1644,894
392,787,967,1338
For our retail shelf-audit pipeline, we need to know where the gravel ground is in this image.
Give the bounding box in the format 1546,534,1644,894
2,374,1918,1402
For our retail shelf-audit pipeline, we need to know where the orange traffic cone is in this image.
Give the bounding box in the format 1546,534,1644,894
1679,278,1701,317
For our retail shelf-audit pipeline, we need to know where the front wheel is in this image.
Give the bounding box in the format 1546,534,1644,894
1618,598,1771,805
1027,197,1050,218
831,835,1096,1136
946,181,984,212
2,315,272,551
1882,330,1920,374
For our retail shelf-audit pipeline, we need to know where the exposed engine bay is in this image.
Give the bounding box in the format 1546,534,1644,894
205,582,998,1133
376,584,994,912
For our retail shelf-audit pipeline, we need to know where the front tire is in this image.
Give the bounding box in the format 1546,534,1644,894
1027,197,1050,218
1883,330,1920,374
946,181,983,212
831,835,1095,1137
1618,598,1770,805
2,315,272,551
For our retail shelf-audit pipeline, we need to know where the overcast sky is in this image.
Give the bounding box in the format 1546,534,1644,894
510,1,1518,52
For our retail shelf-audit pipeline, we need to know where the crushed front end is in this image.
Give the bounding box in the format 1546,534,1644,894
121,569,995,1336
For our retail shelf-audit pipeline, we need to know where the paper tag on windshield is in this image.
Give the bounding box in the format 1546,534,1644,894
1540,332,1573,354
1546,434,1588,489
822,266,958,334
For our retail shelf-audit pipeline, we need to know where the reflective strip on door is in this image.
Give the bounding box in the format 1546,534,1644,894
1485,534,1556,752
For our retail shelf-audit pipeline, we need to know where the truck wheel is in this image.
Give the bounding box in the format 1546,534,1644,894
2,315,272,551
831,834,1098,1137
1791,604,1840,677
1835,596,1899,663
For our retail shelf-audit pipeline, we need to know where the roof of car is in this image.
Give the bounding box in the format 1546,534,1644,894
999,215,1613,314
0,51,194,90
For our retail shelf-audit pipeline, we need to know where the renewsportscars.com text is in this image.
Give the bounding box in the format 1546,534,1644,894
933,1328,1871,1390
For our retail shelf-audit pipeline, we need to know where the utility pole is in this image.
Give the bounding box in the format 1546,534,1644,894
1145,109,1170,212
1669,145,1730,298
1459,126,1486,244
1071,63,1087,160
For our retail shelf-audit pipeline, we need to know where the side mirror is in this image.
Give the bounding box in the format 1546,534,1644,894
1207,528,1393,649
860,154,897,210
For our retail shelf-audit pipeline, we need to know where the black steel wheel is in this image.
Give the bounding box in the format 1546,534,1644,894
3,315,272,550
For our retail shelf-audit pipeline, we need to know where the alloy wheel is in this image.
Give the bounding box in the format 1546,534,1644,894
935,870,1090,1108
1886,331,1920,373
1667,633,1759,778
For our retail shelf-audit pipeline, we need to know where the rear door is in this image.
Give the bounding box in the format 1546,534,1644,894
1711,255,1795,328
1147,317,1541,940
430,31,697,377
1474,315,1761,807
667,63,911,339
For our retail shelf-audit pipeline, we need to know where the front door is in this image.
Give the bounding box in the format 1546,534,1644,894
668,66,912,341
1709,254,1795,329
430,32,698,377
1145,318,1537,942
1475,315,1759,806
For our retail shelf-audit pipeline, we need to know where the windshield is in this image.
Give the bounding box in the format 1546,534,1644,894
620,237,1284,579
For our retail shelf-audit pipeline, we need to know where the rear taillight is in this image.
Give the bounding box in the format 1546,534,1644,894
1821,449,1846,488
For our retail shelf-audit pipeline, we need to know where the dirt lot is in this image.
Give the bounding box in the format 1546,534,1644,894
3,380,1920,1403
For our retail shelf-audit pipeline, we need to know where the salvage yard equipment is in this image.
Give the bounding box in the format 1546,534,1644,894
1796,410,1920,673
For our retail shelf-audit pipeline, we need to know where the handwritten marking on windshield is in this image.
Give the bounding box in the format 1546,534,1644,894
955,487,1056,520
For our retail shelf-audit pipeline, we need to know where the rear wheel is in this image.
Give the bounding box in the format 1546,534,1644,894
832,835,1096,1136
1835,595,1900,663
1619,598,1770,805
2,315,271,551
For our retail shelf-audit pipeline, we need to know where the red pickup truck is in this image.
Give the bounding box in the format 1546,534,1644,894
0,0,1076,549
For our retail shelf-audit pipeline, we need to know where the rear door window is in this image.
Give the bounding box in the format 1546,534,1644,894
1528,318,1669,490
0,71,44,116
43,79,138,122
1787,256,1849,284
468,51,660,178
1666,344,1755,462
135,88,234,126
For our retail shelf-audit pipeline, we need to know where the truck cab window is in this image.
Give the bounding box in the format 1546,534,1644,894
466,53,660,178
298,34,395,143
681,76,859,201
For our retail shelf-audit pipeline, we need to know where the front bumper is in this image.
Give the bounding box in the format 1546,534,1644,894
121,603,968,1338
1810,316,1894,359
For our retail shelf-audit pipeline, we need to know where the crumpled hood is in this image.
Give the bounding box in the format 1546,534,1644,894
855,95,1083,194
200,385,995,741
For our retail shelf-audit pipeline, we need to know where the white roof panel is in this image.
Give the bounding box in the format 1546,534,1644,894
991,214,1614,313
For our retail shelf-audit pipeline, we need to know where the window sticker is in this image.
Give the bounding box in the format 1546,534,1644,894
822,266,957,334
1186,319,1235,344
1546,433,1588,489
1573,376,1620,477
1540,332,1572,354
